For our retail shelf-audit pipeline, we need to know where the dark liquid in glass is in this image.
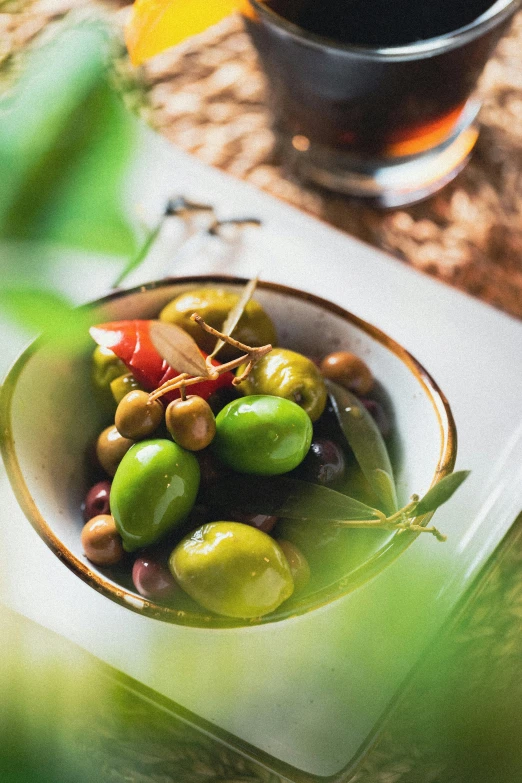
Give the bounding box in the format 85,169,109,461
266,0,495,48
246,0,509,157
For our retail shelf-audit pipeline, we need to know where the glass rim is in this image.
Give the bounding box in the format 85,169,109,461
246,0,519,60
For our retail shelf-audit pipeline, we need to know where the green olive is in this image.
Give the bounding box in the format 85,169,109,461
320,351,374,396
96,426,134,476
111,373,142,404
159,288,277,361
170,522,294,618
91,346,127,412
111,439,200,552
166,396,216,451
213,395,312,475
81,514,124,566
115,390,164,440
237,348,327,422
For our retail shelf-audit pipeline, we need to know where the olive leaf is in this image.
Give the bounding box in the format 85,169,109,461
208,275,260,360
415,470,470,516
205,476,380,521
149,320,209,378
326,381,398,514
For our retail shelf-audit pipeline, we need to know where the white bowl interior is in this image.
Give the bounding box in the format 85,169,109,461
5,280,447,625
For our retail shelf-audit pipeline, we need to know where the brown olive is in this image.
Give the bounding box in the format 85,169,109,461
277,539,310,593
81,514,124,566
320,351,374,396
115,390,164,440
166,395,216,451
96,425,134,476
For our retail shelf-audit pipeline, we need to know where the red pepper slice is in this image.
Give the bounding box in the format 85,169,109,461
90,320,234,402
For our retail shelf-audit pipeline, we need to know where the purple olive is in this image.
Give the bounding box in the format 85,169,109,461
300,438,346,485
360,399,391,438
82,480,112,523
132,557,178,600
228,511,278,534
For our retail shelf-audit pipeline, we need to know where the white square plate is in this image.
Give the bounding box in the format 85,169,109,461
1,126,522,778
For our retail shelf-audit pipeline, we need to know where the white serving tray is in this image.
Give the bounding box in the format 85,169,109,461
1,125,522,779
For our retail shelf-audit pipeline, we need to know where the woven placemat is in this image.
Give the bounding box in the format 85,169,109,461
3,2,521,318
139,10,522,320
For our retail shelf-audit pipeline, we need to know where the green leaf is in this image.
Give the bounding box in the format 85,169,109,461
209,274,260,359
326,381,398,514
113,219,163,287
415,471,470,516
0,24,137,258
0,287,96,353
149,320,209,378
204,476,380,522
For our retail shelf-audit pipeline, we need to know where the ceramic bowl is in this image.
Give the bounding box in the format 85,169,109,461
0,277,456,628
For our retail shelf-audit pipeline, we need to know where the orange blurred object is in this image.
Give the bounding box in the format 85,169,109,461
125,0,252,66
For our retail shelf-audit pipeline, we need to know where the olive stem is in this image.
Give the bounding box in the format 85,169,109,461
146,333,270,401
335,517,446,541
386,498,419,524
190,312,273,386
191,313,257,354
148,373,208,402
149,313,274,403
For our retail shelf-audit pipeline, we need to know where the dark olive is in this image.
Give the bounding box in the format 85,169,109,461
166,395,216,451
361,398,391,438
206,386,240,416
81,515,124,566
320,351,374,396
96,426,134,477
197,449,223,488
115,390,164,440
184,503,211,530
132,556,178,600
277,539,310,594
298,438,346,485
228,510,278,534
82,480,111,522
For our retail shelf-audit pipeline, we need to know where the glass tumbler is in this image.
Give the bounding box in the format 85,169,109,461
243,0,520,206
